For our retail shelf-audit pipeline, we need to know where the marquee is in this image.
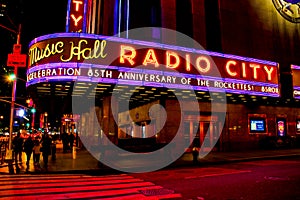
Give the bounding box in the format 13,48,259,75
26,33,280,97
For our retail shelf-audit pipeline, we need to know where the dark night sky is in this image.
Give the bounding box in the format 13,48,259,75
0,0,68,82
0,0,68,61
0,0,68,124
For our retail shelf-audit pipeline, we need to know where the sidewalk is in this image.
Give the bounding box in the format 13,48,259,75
1,142,300,175
173,148,300,166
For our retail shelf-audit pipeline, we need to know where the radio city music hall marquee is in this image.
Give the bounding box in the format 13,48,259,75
26,33,280,97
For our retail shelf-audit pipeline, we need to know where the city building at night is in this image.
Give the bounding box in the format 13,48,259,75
26,0,300,153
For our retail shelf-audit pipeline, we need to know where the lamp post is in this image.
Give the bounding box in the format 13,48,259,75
26,98,36,131
3,24,26,174
44,112,48,131
5,37,19,173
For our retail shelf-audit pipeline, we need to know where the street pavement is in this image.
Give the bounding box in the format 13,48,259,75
0,173,182,199
0,142,300,200
0,141,300,175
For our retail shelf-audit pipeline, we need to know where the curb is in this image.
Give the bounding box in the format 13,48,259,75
167,153,300,169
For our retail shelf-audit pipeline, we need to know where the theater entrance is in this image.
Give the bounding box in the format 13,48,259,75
184,115,220,152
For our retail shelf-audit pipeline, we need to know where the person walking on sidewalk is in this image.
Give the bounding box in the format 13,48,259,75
69,133,75,153
41,133,52,171
23,135,34,172
33,137,41,169
12,132,24,173
192,138,200,165
51,138,57,161
61,132,69,153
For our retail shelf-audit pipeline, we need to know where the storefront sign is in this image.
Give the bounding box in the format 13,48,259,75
27,33,280,97
296,119,300,133
291,65,300,99
66,0,87,32
276,118,287,137
248,114,267,134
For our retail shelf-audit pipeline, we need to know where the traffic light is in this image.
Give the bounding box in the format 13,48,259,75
30,107,36,113
26,98,34,107
30,108,36,113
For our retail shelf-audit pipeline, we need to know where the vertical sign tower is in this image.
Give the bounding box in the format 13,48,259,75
66,0,89,33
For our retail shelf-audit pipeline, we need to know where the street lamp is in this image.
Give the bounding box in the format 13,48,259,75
6,75,33,127
3,24,26,174
4,59,18,173
8,73,16,81
1,8,27,173
28,100,36,131
7,73,26,82
44,112,48,131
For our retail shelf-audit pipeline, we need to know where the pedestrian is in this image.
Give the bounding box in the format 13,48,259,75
41,133,52,171
192,146,200,165
12,132,23,172
23,135,34,172
68,133,75,153
51,138,56,161
61,132,68,153
192,138,200,165
33,137,41,169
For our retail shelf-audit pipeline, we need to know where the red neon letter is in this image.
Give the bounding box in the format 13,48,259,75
242,63,246,78
249,64,260,79
185,54,191,71
73,0,83,11
264,66,274,81
225,60,237,77
120,45,136,65
196,56,211,73
143,49,159,67
166,51,180,69
71,15,83,26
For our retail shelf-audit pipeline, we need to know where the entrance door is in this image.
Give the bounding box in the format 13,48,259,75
184,115,220,152
199,121,219,152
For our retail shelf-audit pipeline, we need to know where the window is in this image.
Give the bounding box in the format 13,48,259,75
249,118,266,133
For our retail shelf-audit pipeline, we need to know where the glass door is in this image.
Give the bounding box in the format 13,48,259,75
199,121,219,152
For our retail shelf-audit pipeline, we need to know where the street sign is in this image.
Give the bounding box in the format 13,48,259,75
13,44,22,54
7,53,27,67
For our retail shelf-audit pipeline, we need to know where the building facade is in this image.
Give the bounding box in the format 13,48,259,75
26,0,300,153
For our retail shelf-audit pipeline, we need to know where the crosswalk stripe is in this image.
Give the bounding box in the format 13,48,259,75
9,194,161,200
0,174,138,186
6,186,163,200
0,174,132,181
0,178,146,189
95,194,160,200
0,181,156,196
0,174,182,199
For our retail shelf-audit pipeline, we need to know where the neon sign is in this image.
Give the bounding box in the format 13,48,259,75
291,65,300,99
118,45,276,83
66,0,87,32
26,63,279,96
26,33,280,97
